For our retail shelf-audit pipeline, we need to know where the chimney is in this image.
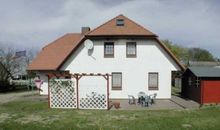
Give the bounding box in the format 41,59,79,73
81,27,90,34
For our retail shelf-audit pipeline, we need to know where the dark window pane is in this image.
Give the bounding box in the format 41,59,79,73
116,19,124,26
104,42,114,57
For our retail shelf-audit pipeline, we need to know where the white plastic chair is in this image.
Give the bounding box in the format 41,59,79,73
128,95,135,104
142,95,150,107
149,93,157,104
138,91,146,98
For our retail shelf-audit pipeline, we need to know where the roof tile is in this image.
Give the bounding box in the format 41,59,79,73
27,14,184,71
27,33,83,70
87,14,156,36
188,67,220,77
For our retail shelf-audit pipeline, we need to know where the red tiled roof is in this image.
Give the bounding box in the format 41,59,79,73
27,33,84,70
87,14,157,37
27,14,185,71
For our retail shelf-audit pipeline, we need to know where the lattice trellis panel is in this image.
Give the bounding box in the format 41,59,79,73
79,92,107,109
49,79,77,108
78,77,108,109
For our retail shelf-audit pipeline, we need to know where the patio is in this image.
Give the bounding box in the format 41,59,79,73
109,95,200,110
0,90,200,110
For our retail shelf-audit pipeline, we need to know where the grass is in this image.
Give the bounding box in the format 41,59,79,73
0,99,220,130
172,86,182,96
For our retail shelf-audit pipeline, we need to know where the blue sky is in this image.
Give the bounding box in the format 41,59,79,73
0,0,220,57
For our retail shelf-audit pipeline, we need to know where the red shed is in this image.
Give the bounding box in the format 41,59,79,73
182,67,220,104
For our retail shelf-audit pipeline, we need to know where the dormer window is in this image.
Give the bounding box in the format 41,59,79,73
116,19,124,26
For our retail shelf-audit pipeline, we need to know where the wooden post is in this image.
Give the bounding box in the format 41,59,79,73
76,75,79,109
200,80,204,105
47,75,51,109
107,74,109,110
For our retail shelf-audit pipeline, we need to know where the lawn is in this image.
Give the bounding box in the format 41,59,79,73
0,99,220,130
172,86,182,96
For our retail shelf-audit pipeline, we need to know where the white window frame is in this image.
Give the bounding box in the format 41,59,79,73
148,72,159,90
126,42,136,57
112,72,122,90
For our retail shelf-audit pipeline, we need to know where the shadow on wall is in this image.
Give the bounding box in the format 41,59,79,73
88,48,96,60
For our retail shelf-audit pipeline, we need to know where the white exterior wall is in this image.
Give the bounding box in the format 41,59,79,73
59,39,180,99
38,72,49,95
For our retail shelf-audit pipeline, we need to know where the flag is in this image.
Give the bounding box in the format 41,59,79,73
35,79,43,91
15,50,26,57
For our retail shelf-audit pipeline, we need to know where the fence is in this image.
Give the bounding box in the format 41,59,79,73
49,78,77,108
48,74,109,110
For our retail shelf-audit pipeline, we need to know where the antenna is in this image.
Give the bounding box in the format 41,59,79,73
84,39,94,50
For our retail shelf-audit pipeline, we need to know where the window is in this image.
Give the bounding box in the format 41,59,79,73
188,77,192,86
116,19,124,26
112,72,122,90
196,78,200,87
126,42,136,57
104,42,114,57
148,73,158,90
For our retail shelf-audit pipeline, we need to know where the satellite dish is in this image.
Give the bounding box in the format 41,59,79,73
84,39,94,50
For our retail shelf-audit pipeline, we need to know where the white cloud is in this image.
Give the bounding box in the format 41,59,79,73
0,0,219,57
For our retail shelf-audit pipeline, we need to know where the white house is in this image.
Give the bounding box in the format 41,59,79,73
28,15,184,101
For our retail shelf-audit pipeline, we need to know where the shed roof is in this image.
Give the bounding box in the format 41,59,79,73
188,61,220,67
188,67,220,77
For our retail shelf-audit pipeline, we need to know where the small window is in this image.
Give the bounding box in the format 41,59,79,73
116,19,124,26
148,73,158,90
112,72,122,90
196,78,200,87
126,42,136,57
188,77,192,86
104,42,114,57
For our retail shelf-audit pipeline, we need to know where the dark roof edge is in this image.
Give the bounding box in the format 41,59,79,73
56,36,86,70
155,38,185,71
57,36,185,71
85,35,157,39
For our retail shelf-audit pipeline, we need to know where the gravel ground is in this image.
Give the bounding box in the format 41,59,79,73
0,90,46,104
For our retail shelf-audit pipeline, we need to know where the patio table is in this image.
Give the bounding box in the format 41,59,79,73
138,95,150,107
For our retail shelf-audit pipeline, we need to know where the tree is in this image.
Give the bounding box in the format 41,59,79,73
0,62,11,83
0,47,21,77
162,40,189,63
0,44,38,79
188,48,215,61
162,39,216,64
0,47,14,89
